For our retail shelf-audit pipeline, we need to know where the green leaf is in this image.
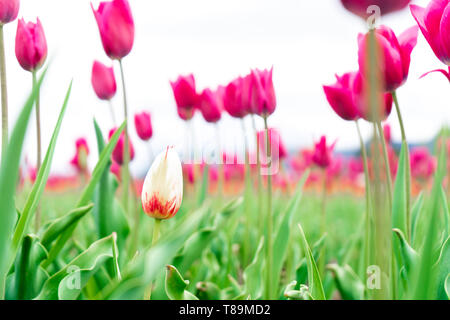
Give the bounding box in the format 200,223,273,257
197,164,209,206
296,234,327,287
440,187,449,239
243,237,264,299
392,141,407,234
196,281,222,300
165,265,198,300
393,228,420,279
0,69,47,298
327,263,365,300
444,274,450,300
284,281,313,300
435,235,450,300
36,234,118,300
411,192,424,246
271,170,309,296
297,223,325,300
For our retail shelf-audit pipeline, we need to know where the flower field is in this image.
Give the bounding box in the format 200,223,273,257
0,0,449,302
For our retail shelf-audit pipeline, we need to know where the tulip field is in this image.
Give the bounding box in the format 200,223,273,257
0,0,449,303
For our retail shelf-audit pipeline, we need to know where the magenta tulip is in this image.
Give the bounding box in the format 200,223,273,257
91,0,134,60
358,25,418,92
197,88,222,123
15,18,47,72
312,136,336,169
109,127,135,165
70,138,89,172
341,0,411,18
0,0,19,25
249,67,276,117
410,147,436,181
223,76,251,118
91,60,117,100
134,111,153,141
411,0,450,66
383,123,392,143
257,128,287,160
323,72,360,121
170,74,198,121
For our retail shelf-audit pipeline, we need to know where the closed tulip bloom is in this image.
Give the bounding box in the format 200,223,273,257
323,72,360,121
170,74,198,121
91,60,117,100
141,146,183,220
70,138,89,172
108,127,135,165
312,136,336,169
410,147,436,181
358,25,418,91
411,0,450,66
223,76,251,118
15,18,47,72
91,0,134,60
249,68,276,117
383,123,392,143
134,111,152,141
341,0,411,18
0,0,19,25
197,88,222,123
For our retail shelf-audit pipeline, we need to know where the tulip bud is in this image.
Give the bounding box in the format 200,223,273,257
323,72,360,121
70,138,89,173
341,0,411,19
134,111,153,141
91,0,135,60
141,146,183,220
410,147,436,182
223,76,251,118
0,0,19,25
91,60,117,100
108,127,135,165
312,136,336,169
170,74,198,121
249,67,276,117
197,88,222,123
383,123,391,143
15,18,47,72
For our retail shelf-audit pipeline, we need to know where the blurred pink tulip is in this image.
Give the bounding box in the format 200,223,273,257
170,74,198,121
257,128,287,160
197,88,222,123
323,72,360,121
15,18,47,72
110,159,121,180
411,0,450,66
0,0,19,24
341,0,411,18
91,0,134,60
312,136,335,169
91,60,117,100
70,138,89,172
410,147,436,181
108,127,135,165
358,25,418,91
249,68,276,117
223,76,251,118
348,157,364,180
383,123,392,143
134,111,153,141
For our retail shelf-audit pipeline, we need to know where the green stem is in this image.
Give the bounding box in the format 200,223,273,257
319,168,327,278
145,219,161,300
119,60,130,217
107,99,116,126
216,123,223,205
376,121,393,211
241,119,252,266
263,116,273,299
0,26,8,155
32,71,42,231
392,91,411,241
252,115,263,236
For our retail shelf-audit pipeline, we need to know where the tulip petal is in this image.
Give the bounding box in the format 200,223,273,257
419,68,450,82
440,3,450,63
398,26,419,78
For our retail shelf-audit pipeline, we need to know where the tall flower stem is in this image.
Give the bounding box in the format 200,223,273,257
241,119,252,265
0,26,8,155
216,123,223,205
376,121,393,211
251,115,263,235
319,168,328,277
32,71,42,231
355,120,371,273
107,99,116,126
263,116,273,299
119,59,130,217
144,219,161,300
392,91,411,241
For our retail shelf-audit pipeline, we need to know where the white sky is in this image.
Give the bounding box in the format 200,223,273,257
4,0,449,176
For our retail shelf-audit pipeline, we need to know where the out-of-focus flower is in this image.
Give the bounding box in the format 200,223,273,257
223,75,251,118
0,0,19,25
326,156,343,181
348,156,364,181
15,18,47,72
383,123,392,143
312,136,336,169
91,0,134,60
358,25,418,91
411,0,450,66
183,163,195,184
410,147,436,181
257,128,287,160
291,149,314,174
110,159,121,180
249,67,276,117
170,74,198,121
141,146,183,220
341,0,411,18
197,88,222,123
91,60,117,100
70,138,89,172
323,72,360,121
108,127,135,165
134,111,153,141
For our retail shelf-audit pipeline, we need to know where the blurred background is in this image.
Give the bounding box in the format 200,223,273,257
4,0,449,177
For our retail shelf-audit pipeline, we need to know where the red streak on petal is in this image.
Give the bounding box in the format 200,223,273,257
142,191,180,220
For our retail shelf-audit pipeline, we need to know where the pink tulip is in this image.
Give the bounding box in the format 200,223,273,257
0,0,19,25
341,0,411,18
410,147,436,181
249,67,276,117
134,111,153,141
323,72,360,121
348,157,364,181
170,74,198,121
312,136,336,169
223,75,251,118
257,128,287,160
197,88,222,123
411,0,450,66
91,0,134,60
420,67,450,82
15,18,47,72
383,123,392,143
91,60,117,100
108,127,135,165
358,25,418,92
110,159,121,180
70,138,89,172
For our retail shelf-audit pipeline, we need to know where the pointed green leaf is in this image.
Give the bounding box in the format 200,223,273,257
392,141,407,234
165,265,198,300
243,237,264,299
327,264,365,300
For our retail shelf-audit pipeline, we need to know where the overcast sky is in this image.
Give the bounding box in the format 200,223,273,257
4,0,449,176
